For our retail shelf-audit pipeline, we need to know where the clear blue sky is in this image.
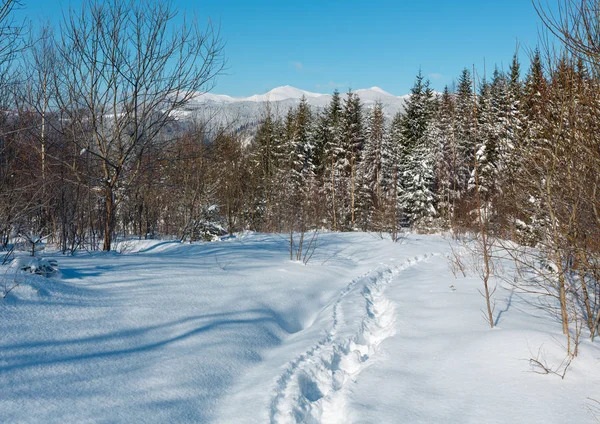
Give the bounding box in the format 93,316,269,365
17,0,548,97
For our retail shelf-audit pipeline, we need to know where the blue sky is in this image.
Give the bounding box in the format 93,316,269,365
17,0,547,96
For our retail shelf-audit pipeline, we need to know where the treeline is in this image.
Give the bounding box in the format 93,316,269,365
242,51,598,246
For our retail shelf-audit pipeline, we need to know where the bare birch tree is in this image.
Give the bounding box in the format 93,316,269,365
55,0,224,250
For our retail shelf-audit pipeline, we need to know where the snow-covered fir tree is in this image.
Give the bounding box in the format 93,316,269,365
399,72,438,227
469,76,499,206
401,136,438,229
286,97,316,230
454,68,476,209
318,90,344,230
340,91,364,229
383,112,405,233
356,102,386,230
431,86,457,226
250,104,286,229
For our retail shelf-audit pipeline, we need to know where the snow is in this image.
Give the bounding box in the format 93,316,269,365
353,86,398,103
198,93,237,103
192,86,329,104
245,86,328,103
1,233,598,423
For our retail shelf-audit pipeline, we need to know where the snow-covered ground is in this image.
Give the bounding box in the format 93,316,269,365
1,233,598,423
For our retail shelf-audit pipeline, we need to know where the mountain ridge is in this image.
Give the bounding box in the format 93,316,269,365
181,85,411,136
196,85,409,105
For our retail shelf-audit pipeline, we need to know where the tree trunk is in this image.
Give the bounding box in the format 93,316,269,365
103,185,114,251
331,152,337,231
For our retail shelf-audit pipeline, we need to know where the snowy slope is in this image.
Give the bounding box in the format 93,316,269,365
353,86,407,104
1,234,598,423
244,86,329,103
344,255,600,424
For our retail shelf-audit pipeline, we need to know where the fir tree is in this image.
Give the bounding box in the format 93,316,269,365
383,112,405,234
356,102,386,230
278,99,317,232
523,49,547,142
340,90,364,229
469,73,500,205
399,71,437,227
454,68,476,202
288,97,316,201
401,70,435,151
431,86,456,226
400,137,437,229
250,104,285,229
319,90,344,230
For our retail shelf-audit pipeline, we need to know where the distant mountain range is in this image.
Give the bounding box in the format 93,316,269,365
197,85,409,106
177,85,410,136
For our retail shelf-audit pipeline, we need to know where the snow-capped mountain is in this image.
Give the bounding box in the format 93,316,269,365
243,86,328,103
193,85,406,107
354,86,408,103
181,85,409,135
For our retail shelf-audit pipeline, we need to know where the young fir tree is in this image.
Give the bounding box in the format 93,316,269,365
491,65,524,233
401,134,438,229
495,53,526,234
399,71,437,228
340,90,364,229
356,102,386,230
513,49,548,243
432,86,457,226
523,49,547,144
454,68,476,208
508,53,523,105
250,104,286,229
503,54,524,183
469,74,500,208
383,111,405,234
319,90,344,230
277,97,318,232
291,96,316,212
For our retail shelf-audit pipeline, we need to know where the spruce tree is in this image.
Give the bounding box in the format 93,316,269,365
383,112,405,234
432,86,457,226
399,71,437,228
523,49,547,143
357,102,386,230
454,68,476,205
514,49,548,243
469,74,500,206
340,90,364,229
288,97,316,218
319,90,344,230
278,100,316,232
250,104,285,229
400,137,437,229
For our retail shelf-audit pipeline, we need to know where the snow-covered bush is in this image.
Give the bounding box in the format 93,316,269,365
194,221,227,242
11,257,58,277
185,205,228,242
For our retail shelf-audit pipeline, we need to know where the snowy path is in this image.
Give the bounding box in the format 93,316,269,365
269,254,435,423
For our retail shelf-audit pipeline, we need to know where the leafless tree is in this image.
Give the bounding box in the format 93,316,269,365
55,0,224,250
